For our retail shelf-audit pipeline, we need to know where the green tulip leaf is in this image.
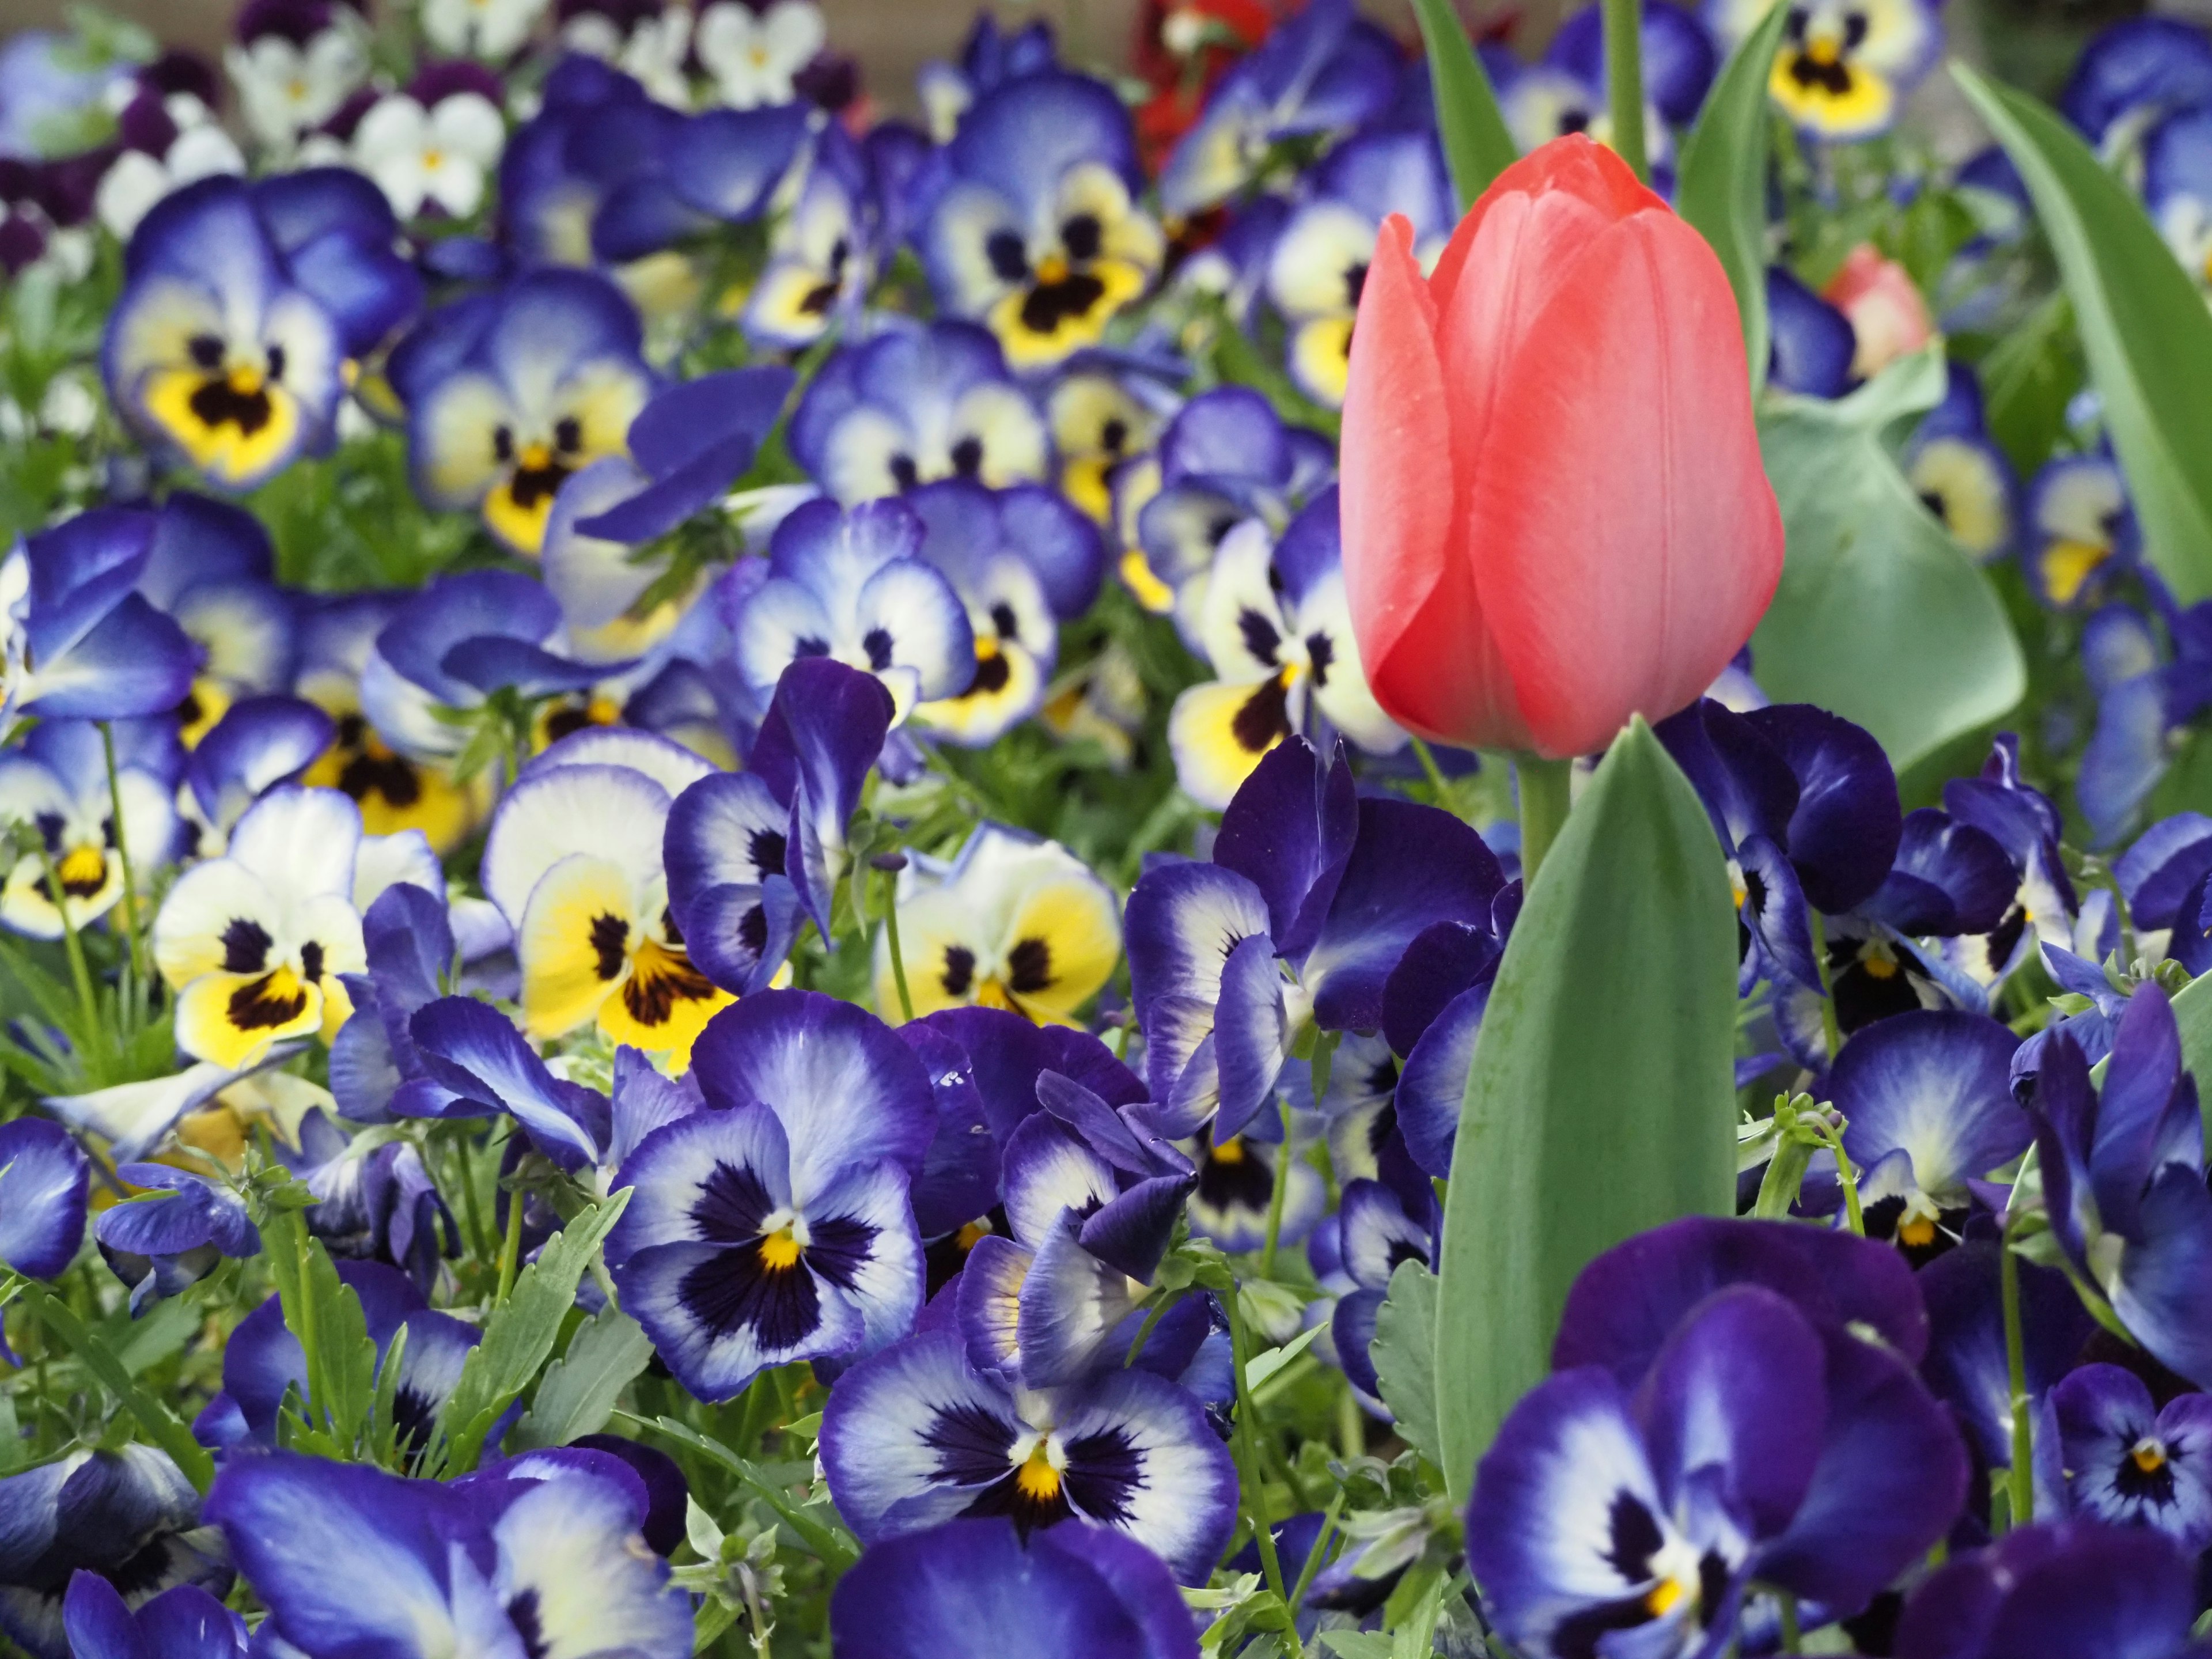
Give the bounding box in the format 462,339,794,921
1751,349,2027,769
1675,0,1791,393
1432,719,1738,1501
1408,0,1519,211
1955,64,2212,603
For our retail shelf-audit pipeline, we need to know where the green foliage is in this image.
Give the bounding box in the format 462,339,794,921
1368,1261,1442,1472
513,1305,656,1450
1675,0,1791,391
264,1208,381,1459
1751,349,2028,770
1432,720,1737,1500
1406,0,1520,210
12,1278,215,1493
1956,65,2212,604
427,1190,631,1475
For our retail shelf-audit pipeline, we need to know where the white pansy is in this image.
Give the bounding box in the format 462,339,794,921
352,90,506,218
694,0,824,108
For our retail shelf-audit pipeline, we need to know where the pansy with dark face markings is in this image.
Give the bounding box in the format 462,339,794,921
789,323,1051,506
1904,365,2018,563
820,1326,1238,1584
1710,0,1941,140
921,72,1165,369
101,177,347,491
392,268,655,555
607,990,934,1400
2022,452,2136,613
2046,1365,2212,1550
0,718,177,942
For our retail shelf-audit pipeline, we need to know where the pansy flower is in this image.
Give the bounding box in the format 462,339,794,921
1826,1010,2028,1260
606,990,933,1399
1490,2,1715,184
0,718,177,941
1933,733,2081,990
918,14,1058,142
2045,1365,2212,1550
904,481,1104,747
1324,1179,1434,1408
0,1117,89,1281
92,84,245,241
560,0,695,107
0,1448,230,1659
2027,984,2212,1389
61,1574,244,1659
420,0,550,60
1906,363,2019,562
1471,1225,1964,1658
349,65,507,221
249,167,426,366
1914,1238,2094,1488
1766,266,1858,397
102,177,346,490
734,124,882,350
0,511,196,740
1131,741,1505,1143
821,1326,1238,1584
392,269,655,555
2075,596,2212,847
2023,452,2136,612
207,1453,692,1659
1264,129,1453,408
224,0,368,153
1171,488,1402,809
831,1517,1198,1659
94,1164,261,1313
176,696,336,857
694,1,829,108
921,72,1165,369
666,657,892,993
1043,355,1179,525
728,497,976,726
131,493,294,748
877,823,1121,1027
1893,1521,2209,1659
2059,16,2212,160
1710,0,1940,140
279,1108,457,1293
2146,104,2212,303
1156,0,1398,219
480,728,728,1066
790,323,1051,506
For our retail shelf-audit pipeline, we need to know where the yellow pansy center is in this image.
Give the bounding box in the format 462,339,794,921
55,843,107,896
1013,1440,1063,1503
2133,1439,2168,1475
757,1226,802,1271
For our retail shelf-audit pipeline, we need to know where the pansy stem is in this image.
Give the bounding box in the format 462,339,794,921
39,848,101,1048
1813,1118,1865,1237
1516,755,1574,885
1807,911,1845,1066
1408,736,1453,807
2000,1220,2033,1530
1603,0,1650,183
98,724,147,993
878,869,915,1024
495,1177,525,1305
1226,1290,1298,1651
1778,1590,1802,1654
1259,1107,1294,1279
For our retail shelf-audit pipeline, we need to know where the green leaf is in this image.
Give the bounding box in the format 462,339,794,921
264,1209,378,1456
1242,1320,1324,1391
1407,0,1519,210
1749,349,2027,770
17,1283,213,1493
431,1190,631,1475
1978,293,2084,482
1674,0,1790,393
2171,970,2212,1094
1432,719,1737,1501
512,1305,654,1450
1369,1260,1443,1470
625,1412,861,1570
1953,65,2212,603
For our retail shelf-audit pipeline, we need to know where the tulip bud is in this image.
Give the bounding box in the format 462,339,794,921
1339,135,1783,760
1822,243,1937,379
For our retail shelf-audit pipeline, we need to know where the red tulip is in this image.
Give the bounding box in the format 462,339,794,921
1339,135,1783,759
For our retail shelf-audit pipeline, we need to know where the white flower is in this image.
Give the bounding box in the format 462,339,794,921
563,6,694,107
694,0,824,108
419,0,552,61
352,90,506,218
226,24,369,149
94,115,246,238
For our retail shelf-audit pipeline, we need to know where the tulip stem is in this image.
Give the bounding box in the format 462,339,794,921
1516,756,1574,885
1604,0,1650,183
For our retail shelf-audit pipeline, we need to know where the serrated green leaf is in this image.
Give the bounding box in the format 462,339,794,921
513,1305,654,1450
1433,720,1737,1502
1369,1260,1442,1469
1674,0,1790,393
431,1190,631,1474
1749,349,2027,769
1954,64,2212,602
624,1412,860,1569
1407,0,1519,211
16,1283,213,1493
265,1209,378,1455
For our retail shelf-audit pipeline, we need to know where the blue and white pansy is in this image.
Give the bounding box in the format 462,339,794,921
0,718,176,941
1710,0,1941,140
820,1326,1239,1584
393,268,656,556
921,72,1166,370
2146,106,2212,300
150,786,366,1070
607,990,934,1400
0,1116,89,1282
479,728,728,1068
906,481,1105,747
2023,451,2136,612
876,823,1122,1027
728,498,976,727
1264,128,1454,408
1491,2,1715,183
101,176,346,490
136,494,297,749
2046,1364,2212,1550
789,322,1051,506
1170,487,1402,811
206,1453,691,1659
738,124,879,351
1904,364,2018,562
